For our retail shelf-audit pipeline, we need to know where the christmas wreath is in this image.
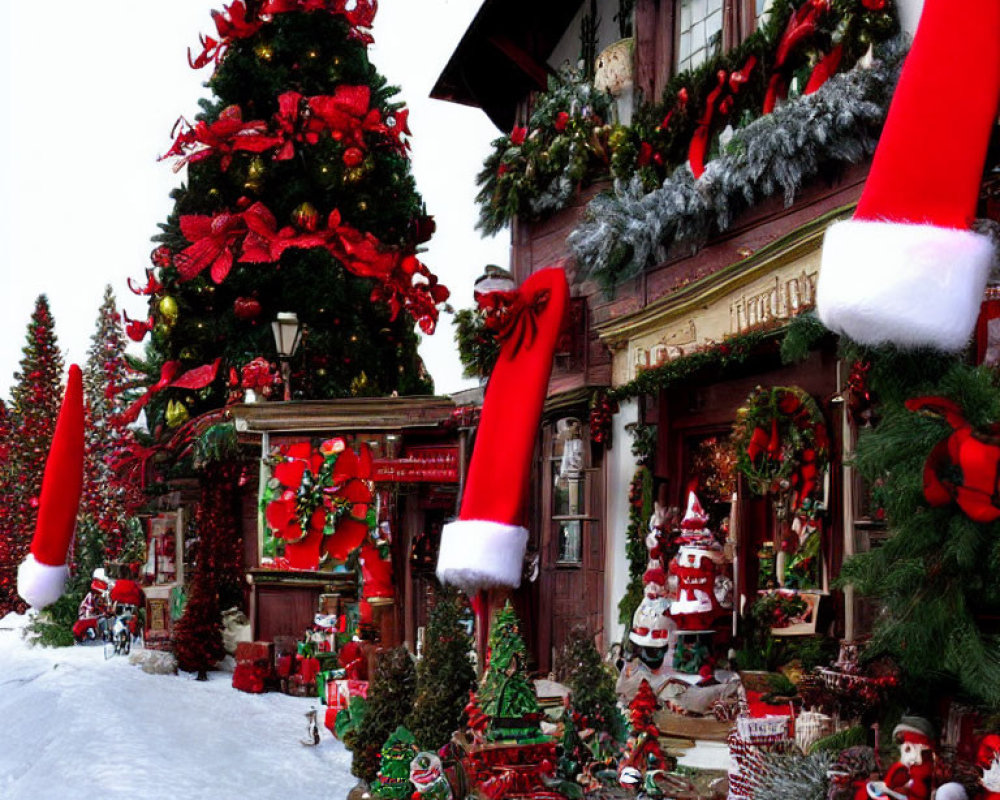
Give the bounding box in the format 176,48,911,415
261,438,374,570
733,385,829,509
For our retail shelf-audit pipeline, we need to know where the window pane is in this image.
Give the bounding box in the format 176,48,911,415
677,0,724,73
558,520,583,564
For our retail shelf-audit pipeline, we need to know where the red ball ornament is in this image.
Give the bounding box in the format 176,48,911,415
343,147,364,167
234,297,262,321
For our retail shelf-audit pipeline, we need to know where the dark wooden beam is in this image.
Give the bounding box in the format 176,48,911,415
487,34,554,90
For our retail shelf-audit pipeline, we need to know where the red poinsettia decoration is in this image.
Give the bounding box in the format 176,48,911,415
264,440,374,569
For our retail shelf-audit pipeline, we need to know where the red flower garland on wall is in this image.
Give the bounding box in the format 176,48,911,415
263,438,373,569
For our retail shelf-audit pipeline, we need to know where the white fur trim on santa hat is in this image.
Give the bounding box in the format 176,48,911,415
436,519,529,592
818,220,995,351
18,553,69,610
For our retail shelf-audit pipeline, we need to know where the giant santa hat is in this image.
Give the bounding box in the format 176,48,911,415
436,267,569,592
817,0,1000,351
17,364,85,609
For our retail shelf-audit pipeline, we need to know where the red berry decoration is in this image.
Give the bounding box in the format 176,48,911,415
233,297,262,321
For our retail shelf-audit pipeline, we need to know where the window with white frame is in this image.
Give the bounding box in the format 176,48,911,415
676,0,724,73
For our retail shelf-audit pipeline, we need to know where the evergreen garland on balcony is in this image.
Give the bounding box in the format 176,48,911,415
570,36,907,290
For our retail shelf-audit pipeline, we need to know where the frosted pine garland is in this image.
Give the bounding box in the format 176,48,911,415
755,751,835,800
569,37,908,291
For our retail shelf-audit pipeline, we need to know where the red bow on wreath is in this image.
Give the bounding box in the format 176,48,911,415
906,396,1000,523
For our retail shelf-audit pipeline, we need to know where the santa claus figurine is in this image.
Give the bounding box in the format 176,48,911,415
668,491,724,631
867,717,936,800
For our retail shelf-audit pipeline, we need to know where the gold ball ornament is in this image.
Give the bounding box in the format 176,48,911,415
159,295,179,325
165,398,190,428
244,156,267,193
357,200,368,212
153,322,172,340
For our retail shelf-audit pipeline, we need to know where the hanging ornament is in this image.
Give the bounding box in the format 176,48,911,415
292,201,320,232
254,43,274,62
344,167,365,184
233,296,262,321
159,295,179,325
343,147,364,167
165,398,190,428
153,322,172,340
357,200,368,213
244,156,266,192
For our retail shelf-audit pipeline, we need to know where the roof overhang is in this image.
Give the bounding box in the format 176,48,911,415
430,0,583,131
230,396,457,435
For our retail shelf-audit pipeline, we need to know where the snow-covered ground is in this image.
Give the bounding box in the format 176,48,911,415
0,612,356,800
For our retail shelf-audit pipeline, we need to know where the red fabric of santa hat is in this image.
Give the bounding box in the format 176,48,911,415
18,364,85,609
436,267,569,592
817,0,1000,351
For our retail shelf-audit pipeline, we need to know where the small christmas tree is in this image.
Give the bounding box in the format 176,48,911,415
0,296,64,617
556,705,591,781
350,646,416,783
478,601,544,743
555,625,624,742
407,586,476,751
171,553,224,680
371,726,418,800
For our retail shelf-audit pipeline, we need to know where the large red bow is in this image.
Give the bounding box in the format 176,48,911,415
906,396,1000,523
161,106,281,172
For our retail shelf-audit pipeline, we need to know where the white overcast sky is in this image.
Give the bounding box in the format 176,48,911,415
0,1,508,400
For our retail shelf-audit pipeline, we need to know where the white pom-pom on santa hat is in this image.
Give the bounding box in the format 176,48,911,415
17,365,84,609
817,0,1000,352
436,268,569,594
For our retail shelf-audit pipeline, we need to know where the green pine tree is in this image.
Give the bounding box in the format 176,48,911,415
837,346,1000,709
0,296,64,617
350,646,416,783
406,586,476,751
555,626,625,742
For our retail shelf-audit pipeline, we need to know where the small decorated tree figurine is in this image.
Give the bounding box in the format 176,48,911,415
477,601,544,743
371,726,418,800
620,680,667,776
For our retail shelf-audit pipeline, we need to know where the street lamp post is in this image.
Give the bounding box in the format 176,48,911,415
271,312,302,402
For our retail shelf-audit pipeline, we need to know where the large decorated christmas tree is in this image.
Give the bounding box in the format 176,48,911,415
125,0,448,434
0,296,64,616
478,601,545,743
